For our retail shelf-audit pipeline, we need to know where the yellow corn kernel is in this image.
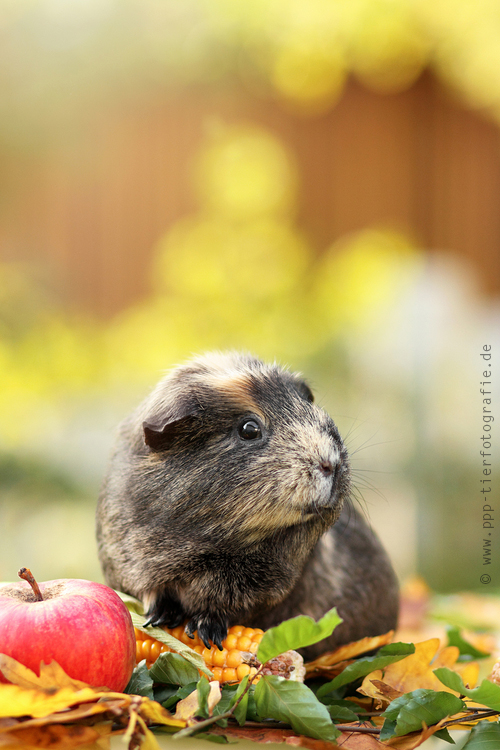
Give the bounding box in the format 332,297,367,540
236,636,252,651
236,664,251,680
213,647,228,667
224,634,238,650
134,623,265,682
150,640,162,662
226,649,243,668
222,667,238,683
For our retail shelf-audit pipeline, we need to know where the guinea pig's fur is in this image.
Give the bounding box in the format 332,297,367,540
96,352,399,657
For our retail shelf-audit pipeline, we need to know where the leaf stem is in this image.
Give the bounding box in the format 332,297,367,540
18,567,43,602
442,710,500,727
334,725,380,734
173,665,265,740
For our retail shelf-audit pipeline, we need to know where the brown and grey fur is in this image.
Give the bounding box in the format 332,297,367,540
96,352,398,658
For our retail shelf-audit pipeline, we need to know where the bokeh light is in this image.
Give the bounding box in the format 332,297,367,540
0,0,499,597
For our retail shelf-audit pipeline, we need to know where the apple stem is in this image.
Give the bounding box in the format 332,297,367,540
18,567,44,602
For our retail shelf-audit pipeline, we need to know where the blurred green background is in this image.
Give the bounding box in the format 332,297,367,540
0,0,498,594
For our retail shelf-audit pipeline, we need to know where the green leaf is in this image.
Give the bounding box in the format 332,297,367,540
254,675,340,741
245,688,259,722
229,675,250,726
433,728,456,744
379,719,397,741
149,651,201,686
380,689,465,738
130,611,212,678
256,607,342,664
434,668,500,711
446,627,490,660
197,675,211,719
125,660,154,699
327,705,359,723
213,684,238,724
461,722,500,748
160,682,198,710
317,642,415,698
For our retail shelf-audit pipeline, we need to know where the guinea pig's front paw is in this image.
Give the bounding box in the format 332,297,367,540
143,592,185,629
185,612,228,651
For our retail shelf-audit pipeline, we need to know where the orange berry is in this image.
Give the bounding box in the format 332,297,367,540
242,628,255,638
194,645,204,655
253,628,264,635
236,636,252,651
221,668,238,683
134,627,144,641
224,634,238,650
252,632,263,643
248,641,259,654
236,664,251,680
228,625,245,636
226,649,243,668
211,667,223,682
249,667,258,678
171,626,184,641
160,644,169,653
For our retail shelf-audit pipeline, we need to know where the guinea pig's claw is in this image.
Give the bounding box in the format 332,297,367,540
186,614,228,651
144,593,185,629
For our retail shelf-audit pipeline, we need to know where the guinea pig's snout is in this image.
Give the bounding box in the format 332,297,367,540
318,458,335,477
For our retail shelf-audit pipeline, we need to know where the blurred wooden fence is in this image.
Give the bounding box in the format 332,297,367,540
1,71,499,317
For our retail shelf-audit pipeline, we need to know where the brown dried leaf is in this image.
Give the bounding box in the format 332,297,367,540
173,681,221,724
305,631,394,678
385,719,449,749
358,678,404,709
207,724,342,748
0,723,101,749
209,723,387,749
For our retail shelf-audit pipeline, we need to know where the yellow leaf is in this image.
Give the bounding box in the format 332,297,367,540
385,719,449,748
358,638,479,698
0,683,102,720
0,656,90,692
139,698,185,728
360,678,404,707
0,699,122,733
136,714,161,750
305,630,394,678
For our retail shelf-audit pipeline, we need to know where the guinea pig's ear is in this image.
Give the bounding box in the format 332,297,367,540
295,379,314,403
143,400,200,451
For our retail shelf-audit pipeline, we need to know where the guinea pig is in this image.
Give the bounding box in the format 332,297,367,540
96,352,399,658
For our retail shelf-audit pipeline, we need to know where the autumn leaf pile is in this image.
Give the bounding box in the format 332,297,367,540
1,584,500,750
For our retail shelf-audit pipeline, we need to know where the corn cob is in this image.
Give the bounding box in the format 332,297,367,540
135,624,264,683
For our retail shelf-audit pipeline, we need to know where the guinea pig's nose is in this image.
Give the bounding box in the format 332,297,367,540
319,459,335,477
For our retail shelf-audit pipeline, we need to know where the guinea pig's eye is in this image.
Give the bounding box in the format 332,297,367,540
238,419,262,440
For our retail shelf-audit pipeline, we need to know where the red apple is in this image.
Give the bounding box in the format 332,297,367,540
0,569,136,692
